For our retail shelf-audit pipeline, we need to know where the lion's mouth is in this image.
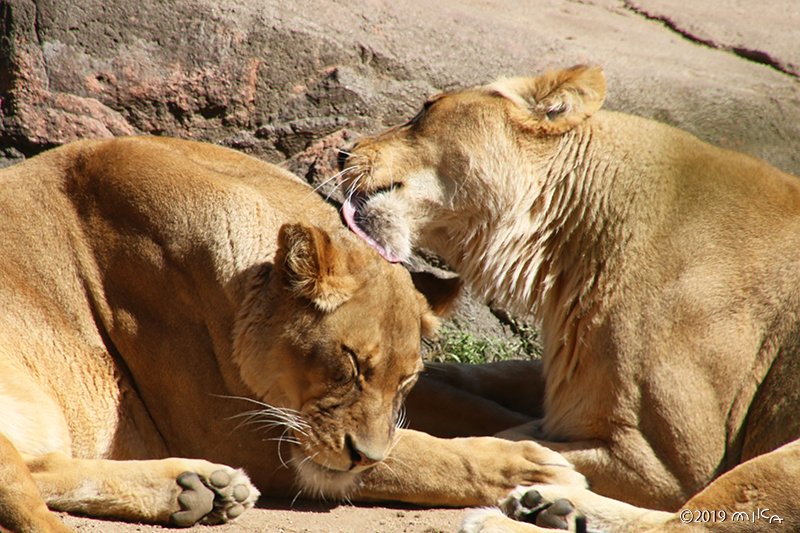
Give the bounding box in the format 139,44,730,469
291,444,361,498
342,191,403,263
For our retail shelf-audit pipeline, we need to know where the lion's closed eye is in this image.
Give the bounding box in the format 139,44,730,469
337,345,359,385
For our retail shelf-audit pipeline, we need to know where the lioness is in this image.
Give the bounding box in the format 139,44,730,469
0,136,584,533
341,66,800,531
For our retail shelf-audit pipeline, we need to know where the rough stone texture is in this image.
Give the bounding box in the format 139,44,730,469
626,0,800,77
2,0,799,355
2,0,799,173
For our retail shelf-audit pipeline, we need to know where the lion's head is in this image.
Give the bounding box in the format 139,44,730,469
232,222,440,497
339,65,606,275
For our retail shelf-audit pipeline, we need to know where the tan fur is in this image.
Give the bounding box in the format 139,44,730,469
0,136,586,533
342,65,800,531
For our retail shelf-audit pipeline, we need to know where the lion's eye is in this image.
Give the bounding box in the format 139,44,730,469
374,182,403,195
339,345,360,383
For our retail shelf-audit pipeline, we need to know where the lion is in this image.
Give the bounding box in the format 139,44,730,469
340,65,800,531
0,136,585,533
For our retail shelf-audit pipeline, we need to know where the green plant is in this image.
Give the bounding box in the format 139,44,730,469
507,316,542,358
425,320,542,365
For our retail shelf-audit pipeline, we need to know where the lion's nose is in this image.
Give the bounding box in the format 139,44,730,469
346,435,381,469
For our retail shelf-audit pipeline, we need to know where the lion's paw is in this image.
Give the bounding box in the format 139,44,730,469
515,441,587,489
171,469,259,527
500,486,577,530
460,508,517,533
458,507,519,533
498,484,673,532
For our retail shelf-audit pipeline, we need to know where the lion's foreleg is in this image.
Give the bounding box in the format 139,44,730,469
459,498,676,533
466,484,673,533
496,422,686,510
24,453,259,526
463,440,800,532
0,432,74,533
459,507,543,533
354,429,586,507
405,375,533,438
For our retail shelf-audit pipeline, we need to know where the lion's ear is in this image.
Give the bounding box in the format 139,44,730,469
277,222,358,312
490,65,606,135
410,272,462,317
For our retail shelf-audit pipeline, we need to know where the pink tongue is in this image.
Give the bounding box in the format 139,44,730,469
342,200,403,263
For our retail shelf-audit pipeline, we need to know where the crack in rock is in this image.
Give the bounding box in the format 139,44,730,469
621,0,796,78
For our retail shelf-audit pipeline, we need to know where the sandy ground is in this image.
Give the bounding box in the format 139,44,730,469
59,499,467,533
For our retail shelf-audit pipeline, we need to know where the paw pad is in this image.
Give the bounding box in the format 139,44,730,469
172,472,214,527
170,469,258,527
512,489,574,530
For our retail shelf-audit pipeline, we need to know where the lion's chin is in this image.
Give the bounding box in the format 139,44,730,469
293,451,361,499
342,196,404,263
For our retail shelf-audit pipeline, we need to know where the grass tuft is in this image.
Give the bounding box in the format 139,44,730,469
425,318,542,365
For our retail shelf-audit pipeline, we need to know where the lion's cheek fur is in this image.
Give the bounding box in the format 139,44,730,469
357,193,414,262
232,312,299,407
357,169,449,262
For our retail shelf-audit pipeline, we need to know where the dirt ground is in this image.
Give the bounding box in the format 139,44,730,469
59,499,467,533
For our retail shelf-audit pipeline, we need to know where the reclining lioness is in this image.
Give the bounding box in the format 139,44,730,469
0,136,584,533
341,66,800,531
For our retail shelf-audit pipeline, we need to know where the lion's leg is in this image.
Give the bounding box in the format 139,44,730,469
354,429,587,507
463,440,800,533
404,360,546,438
460,508,541,533
405,375,533,437
421,360,547,416
677,438,800,530
496,422,688,510
24,453,259,526
463,484,673,533
0,432,75,533
459,507,679,533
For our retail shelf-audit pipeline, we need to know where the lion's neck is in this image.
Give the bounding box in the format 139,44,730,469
435,125,632,383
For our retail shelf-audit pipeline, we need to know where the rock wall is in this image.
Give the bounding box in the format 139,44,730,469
3,0,799,170
2,0,799,352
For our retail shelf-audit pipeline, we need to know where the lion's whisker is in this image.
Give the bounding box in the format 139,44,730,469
374,459,402,485
305,166,358,202
386,428,405,461
224,397,312,442
323,179,346,202
235,412,310,437
395,405,409,430
262,435,301,446
291,489,304,506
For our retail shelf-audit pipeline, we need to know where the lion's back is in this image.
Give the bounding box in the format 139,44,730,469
0,136,342,458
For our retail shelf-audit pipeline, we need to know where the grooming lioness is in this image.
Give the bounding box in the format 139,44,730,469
341,66,800,531
0,136,583,533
